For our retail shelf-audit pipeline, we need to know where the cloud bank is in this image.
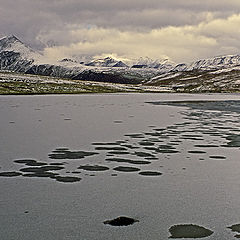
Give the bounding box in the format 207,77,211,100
1,0,240,62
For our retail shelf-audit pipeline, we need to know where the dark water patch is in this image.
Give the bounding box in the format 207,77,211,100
78,165,109,171
20,167,46,173
209,155,226,160
20,165,64,173
24,161,47,166
113,166,140,172
108,151,130,155
116,140,128,144
224,134,240,147
114,120,123,123
95,146,127,151
104,216,139,226
0,171,22,177
188,112,203,117
49,149,98,159
194,144,219,148
23,172,59,178
139,171,162,176
181,136,204,141
169,224,214,238
14,159,36,164
139,141,155,146
106,158,151,165
124,133,145,138
53,176,81,183
228,224,240,235
41,166,64,171
153,128,165,132
145,157,159,160
147,145,179,154
158,145,176,150
232,129,240,132
14,159,48,166
133,152,155,158
188,150,206,154
72,171,81,174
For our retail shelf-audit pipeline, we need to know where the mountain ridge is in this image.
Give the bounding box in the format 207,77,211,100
1,35,240,90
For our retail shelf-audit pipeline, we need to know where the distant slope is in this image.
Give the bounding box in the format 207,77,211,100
147,68,240,93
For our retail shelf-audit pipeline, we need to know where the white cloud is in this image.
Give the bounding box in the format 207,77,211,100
41,13,240,63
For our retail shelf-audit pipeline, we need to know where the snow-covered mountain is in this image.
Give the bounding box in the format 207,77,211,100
131,57,175,70
0,35,41,60
85,57,129,68
60,55,175,70
0,35,42,72
1,35,240,88
149,54,240,85
186,55,240,71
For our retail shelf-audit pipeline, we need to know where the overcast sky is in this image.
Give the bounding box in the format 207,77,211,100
1,0,240,63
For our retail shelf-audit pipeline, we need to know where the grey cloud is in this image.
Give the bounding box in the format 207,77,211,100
1,0,240,61
1,1,239,34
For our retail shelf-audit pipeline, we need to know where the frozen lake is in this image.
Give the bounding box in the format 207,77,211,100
0,93,240,239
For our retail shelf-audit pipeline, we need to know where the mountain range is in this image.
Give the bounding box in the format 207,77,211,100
1,35,240,90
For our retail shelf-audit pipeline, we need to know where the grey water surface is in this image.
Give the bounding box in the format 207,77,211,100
0,93,240,240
